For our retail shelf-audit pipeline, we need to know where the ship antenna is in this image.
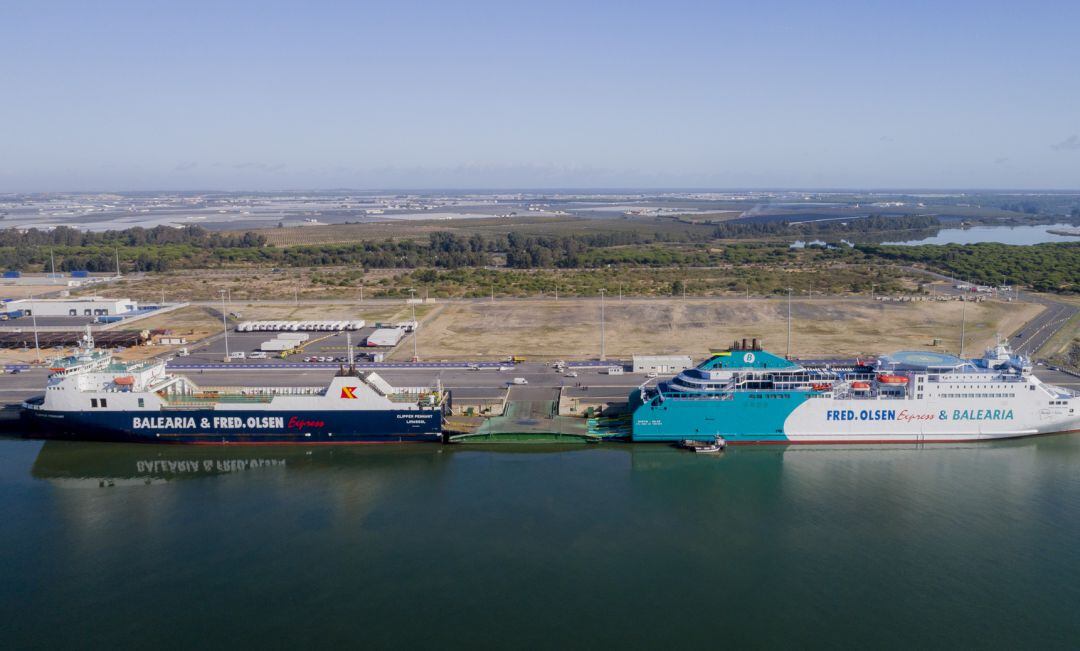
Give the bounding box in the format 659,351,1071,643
347,331,356,374
83,324,95,351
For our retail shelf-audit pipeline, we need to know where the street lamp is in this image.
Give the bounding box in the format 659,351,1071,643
786,287,793,360
30,294,40,363
599,288,606,361
220,289,230,362
409,288,418,360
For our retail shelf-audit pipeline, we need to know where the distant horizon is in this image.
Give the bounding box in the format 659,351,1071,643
6,186,1080,196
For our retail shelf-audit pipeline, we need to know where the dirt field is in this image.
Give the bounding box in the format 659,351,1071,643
412,297,1041,360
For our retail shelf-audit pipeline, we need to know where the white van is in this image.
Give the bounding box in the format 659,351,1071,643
512,377,528,385
229,351,246,360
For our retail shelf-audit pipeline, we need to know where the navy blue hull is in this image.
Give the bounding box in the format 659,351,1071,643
21,407,444,444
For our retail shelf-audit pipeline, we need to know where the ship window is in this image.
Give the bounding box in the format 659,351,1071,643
91,398,98,408
138,398,144,408
100,399,107,408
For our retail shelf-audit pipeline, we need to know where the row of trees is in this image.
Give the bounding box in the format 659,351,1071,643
861,242,1080,292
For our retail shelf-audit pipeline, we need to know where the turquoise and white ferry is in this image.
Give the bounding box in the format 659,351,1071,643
630,338,1079,444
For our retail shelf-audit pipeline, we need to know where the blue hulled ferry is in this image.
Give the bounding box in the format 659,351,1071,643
22,330,447,444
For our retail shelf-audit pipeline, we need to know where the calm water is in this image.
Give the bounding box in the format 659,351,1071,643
883,223,1080,246
3,436,1080,649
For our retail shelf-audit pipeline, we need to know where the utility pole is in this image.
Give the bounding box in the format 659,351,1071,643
960,299,967,358
619,283,623,301
161,289,165,306
599,288,606,361
490,285,494,303
115,248,121,278
220,289,230,362
745,284,749,301
360,286,363,303
555,284,558,301
50,250,56,277
786,287,794,362
294,285,298,305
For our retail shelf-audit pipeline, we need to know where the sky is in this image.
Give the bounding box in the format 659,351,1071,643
1,0,1078,192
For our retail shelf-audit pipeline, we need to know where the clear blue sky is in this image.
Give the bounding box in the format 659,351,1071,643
2,0,1078,191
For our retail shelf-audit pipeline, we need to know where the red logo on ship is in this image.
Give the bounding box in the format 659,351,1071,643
340,386,358,399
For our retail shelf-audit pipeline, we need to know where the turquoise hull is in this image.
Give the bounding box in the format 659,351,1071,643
630,389,811,442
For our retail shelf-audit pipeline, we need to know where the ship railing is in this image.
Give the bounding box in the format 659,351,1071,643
196,386,326,397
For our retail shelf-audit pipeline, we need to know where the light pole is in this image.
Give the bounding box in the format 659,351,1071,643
409,288,418,360
30,294,40,363
959,299,967,358
599,288,606,361
786,287,793,360
220,289,230,362
870,283,877,301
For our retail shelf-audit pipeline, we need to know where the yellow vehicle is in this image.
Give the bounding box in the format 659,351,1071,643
509,355,527,363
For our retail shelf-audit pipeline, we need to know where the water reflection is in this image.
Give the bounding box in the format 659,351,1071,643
30,440,451,487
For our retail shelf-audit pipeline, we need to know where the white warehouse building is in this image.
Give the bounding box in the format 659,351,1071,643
632,355,694,375
8,296,138,317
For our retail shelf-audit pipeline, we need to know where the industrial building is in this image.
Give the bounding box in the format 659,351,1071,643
632,355,694,375
4,296,138,317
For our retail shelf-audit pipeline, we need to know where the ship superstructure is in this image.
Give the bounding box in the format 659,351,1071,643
22,329,447,443
630,338,1079,443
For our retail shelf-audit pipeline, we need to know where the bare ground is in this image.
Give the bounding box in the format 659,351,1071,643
413,298,1040,360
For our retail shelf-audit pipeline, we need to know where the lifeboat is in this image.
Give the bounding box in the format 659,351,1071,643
851,381,871,391
811,383,832,391
877,374,909,385
113,376,135,386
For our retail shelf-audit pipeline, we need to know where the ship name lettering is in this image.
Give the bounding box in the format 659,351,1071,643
952,409,1013,421
287,416,325,430
132,416,197,429
897,410,936,422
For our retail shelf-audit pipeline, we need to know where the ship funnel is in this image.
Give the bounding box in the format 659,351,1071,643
742,338,748,350
752,338,759,350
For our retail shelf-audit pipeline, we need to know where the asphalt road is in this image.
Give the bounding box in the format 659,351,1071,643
1011,300,1079,357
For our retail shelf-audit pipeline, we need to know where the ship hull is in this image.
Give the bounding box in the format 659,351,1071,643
21,407,444,444
631,392,1079,444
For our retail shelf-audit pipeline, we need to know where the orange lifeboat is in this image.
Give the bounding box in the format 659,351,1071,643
114,376,135,386
851,381,871,391
811,383,832,391
877,374,909,385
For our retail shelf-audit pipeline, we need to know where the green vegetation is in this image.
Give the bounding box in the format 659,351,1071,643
862,242,1080,292
4,218,1080,294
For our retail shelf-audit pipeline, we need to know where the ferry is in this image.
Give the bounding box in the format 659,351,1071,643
630,338,1079,444
21,329,447,444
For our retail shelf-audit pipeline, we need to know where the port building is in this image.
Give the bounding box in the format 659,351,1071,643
632,355,694,375
5,296,138,317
